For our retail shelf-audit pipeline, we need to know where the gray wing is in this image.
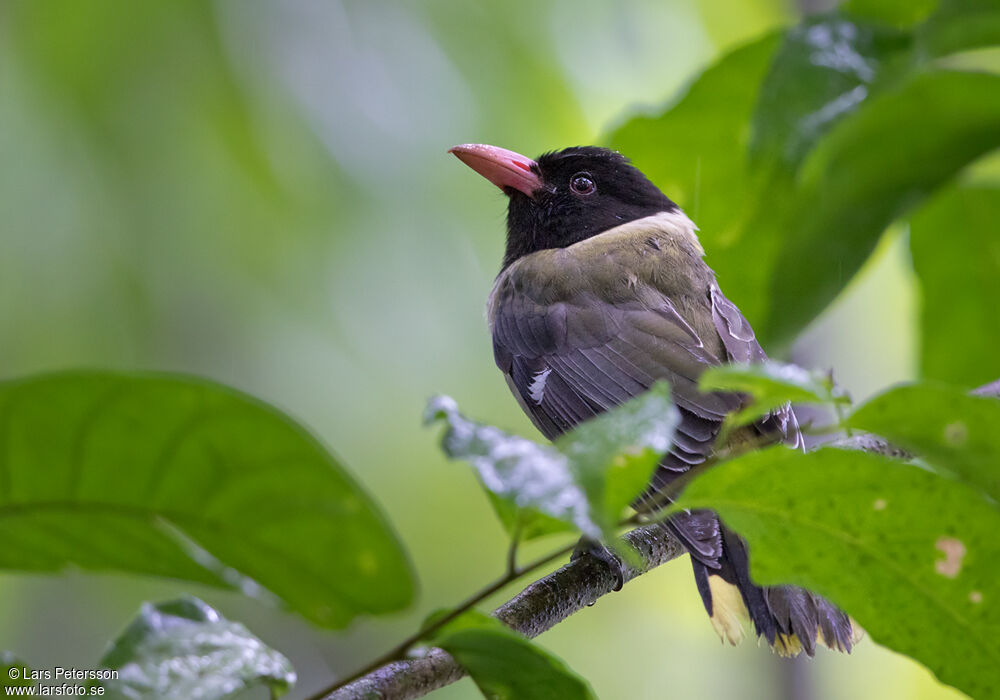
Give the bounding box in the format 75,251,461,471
491,276,798,565
491,283,740,477
491,280,799,473
710,283,804,449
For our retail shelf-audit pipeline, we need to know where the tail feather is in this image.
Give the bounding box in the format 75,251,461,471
718,524,778,645
811,591,860,652
705,570,749,645
765,585,819,656
686,520,859,657
665,509,721,567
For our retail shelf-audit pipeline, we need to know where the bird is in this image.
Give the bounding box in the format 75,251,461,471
450,142,859,657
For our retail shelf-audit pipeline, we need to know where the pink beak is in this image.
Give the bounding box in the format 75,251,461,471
449,143,542,199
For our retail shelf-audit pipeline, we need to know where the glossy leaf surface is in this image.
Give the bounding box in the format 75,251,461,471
0,372,415,627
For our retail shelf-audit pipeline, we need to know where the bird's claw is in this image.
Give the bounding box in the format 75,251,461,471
572,538,626,591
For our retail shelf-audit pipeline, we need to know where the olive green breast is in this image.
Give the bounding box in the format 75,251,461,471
488,211,724,360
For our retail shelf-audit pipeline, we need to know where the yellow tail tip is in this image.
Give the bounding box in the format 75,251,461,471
707,575,749,646
771,619,865,657
706,575,865,655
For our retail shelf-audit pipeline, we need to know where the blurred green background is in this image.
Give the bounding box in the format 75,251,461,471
0,0,963,698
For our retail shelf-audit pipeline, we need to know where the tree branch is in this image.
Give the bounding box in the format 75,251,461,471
322,377,1000,700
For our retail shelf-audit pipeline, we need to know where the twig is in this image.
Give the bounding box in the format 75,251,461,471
506,524,522,577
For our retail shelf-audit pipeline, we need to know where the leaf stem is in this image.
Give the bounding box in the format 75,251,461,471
506,524,522,577
307,540,576,700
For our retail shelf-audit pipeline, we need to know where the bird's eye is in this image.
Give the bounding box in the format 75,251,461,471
569,172,596,196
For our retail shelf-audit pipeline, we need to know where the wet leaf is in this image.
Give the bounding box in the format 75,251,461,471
699,361,850,427
0,372,415,628
426,383,678,541
95,597,294,700
675,447,1000,700
764,69,1000,342
910,186,1000,387
849,383,1000,501
429,611,597,700
751,15,913,167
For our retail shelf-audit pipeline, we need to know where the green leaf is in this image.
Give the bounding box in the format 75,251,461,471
849,383,1000,500
0,371,414,627
750,15,913,167
843,0,939,27
1,652,32,689
918,0,1000,57
699,361,850,428
94,596,295,700
426,382,679,541
757,61,1000,344
910,186,1000,387
764,69,1000,342
429,611,597,700
675,447,1000,700
426,396,590,538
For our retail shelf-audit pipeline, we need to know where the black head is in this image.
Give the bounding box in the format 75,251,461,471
450,144,678,268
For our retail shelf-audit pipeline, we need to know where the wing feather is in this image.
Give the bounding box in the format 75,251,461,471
490,243,801,478
710,283,804,449
492,277,738,468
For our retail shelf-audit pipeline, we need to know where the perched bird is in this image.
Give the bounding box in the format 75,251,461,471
450,143,858,656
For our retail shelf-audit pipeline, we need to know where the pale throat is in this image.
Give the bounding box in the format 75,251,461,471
572,209,704,257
